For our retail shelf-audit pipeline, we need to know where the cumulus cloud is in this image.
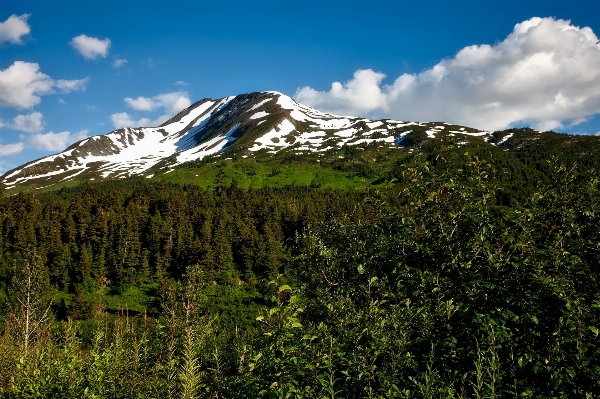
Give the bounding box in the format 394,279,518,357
112,91,192,128
112,58,127,68
110,113,156,129
0,61,54,109
297,69,388,117
27,129,88,151
296,17,600,131
0,112,44,133
70,34,110,60
0,142,24,156
56,78,89,93
0,14,31,44
156,92,192,114
125,96,160,112
124,92,191,113
0,61,88,109
11,112,44,133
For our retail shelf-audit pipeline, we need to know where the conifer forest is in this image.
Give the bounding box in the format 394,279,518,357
0,137,599,398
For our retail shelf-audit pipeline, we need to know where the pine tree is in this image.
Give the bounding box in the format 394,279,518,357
79,242,92,283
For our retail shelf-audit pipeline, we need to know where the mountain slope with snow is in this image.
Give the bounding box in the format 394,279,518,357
1,91,492,190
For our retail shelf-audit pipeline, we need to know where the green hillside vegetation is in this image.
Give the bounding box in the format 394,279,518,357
0,130,599,397
4,128,600,197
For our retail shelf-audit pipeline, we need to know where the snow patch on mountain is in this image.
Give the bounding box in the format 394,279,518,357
250,111,269,120
249,119,296,151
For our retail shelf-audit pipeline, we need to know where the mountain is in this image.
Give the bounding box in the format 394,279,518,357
3,90,600,194
1,91,491,191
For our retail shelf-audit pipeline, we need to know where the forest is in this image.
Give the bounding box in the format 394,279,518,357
0,136,599,398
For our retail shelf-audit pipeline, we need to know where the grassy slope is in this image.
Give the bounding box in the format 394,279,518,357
4,144,406,195
157,158,384,189
5,128,600,196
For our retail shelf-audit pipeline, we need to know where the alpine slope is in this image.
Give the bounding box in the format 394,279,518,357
0,91,489,189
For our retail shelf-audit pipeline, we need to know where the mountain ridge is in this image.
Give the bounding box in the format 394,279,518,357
1,91,488,191
4,90,599,193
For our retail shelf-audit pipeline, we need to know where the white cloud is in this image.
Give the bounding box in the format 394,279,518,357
113,58,127,68
112,91,191,128
70,34,110,60
297,69,388,117
125,96,160,112
58,98,66,104
27,129,88,151
56,78,88,93
85,105,96,111
296,17,600,131
0,142,24,156
110,112,169,129
110,112,153,129
0,112,45,134
11,112,44,133
0,61,54,109
174,80,190,86
0,61,87,109
0,14,31,44
154,92,192,114
124,92,191,114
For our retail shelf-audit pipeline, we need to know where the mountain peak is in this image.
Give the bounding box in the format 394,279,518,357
1,91,488,191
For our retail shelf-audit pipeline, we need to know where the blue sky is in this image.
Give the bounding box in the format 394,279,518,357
1,0,599,172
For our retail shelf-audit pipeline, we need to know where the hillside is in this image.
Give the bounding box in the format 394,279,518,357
1,91,491,193
3,91,600,196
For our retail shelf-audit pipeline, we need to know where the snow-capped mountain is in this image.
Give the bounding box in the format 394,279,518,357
1,91,488,190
